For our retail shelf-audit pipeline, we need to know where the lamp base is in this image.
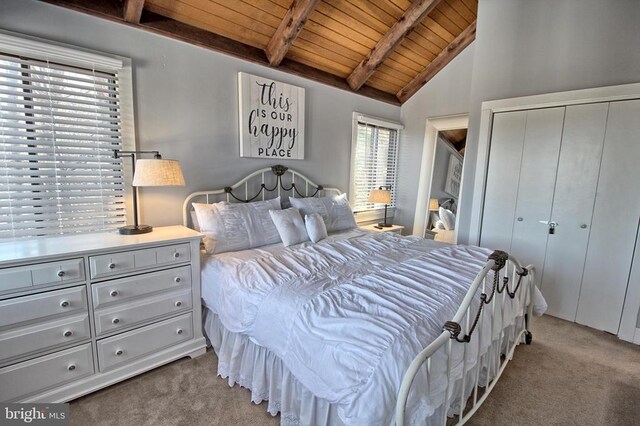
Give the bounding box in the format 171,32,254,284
119,224,153,235
377,222,393,228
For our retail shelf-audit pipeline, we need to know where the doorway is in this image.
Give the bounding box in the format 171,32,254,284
412,114,468,243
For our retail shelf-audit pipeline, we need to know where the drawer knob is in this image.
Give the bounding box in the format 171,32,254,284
176,328,183,335
108,262,116,269
112,318,120,324
60,300,70,308
175,301,182,307
63,330,73,338
173,252,180,259
110,290,119,297
174,277,181,283
57,270,65,277
115,349,123,356
67,364,76,371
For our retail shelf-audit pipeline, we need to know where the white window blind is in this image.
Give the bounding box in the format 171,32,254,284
0,52,126,238
351,115,401,212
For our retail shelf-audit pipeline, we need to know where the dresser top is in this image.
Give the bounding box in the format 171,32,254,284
0,226,202,266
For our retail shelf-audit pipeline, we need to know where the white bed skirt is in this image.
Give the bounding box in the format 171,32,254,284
204,307,344,426
204,306,527,426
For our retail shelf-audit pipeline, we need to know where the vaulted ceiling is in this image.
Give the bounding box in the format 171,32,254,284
41,0,477,105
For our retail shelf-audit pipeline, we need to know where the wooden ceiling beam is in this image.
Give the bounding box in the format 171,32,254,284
266,0,322,67
123,0,145,24
397,20,476,103
39,0,401,106
346,0,442,91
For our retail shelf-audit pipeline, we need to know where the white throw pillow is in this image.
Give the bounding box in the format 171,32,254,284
305,213,328,243
269,208,309,247
193,197,281,254
289,194,356,233
439,206,456,231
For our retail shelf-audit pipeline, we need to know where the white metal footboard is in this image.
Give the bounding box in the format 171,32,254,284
396,250,535,425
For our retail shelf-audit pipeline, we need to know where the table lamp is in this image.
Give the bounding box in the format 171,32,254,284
114,150,185,235
368,188,392,228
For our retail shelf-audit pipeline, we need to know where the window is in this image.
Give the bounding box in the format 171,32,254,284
0,32,131,239
349,113,403,213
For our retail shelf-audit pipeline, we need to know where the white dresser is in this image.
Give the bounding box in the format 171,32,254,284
0,226,207,402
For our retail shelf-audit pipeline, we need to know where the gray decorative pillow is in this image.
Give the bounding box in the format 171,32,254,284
305,213,328,243
289,194,356,233
193,197,281,254
269,208,309,247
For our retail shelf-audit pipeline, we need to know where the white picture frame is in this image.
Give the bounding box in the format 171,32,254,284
238,72,305,159
445,154,463,197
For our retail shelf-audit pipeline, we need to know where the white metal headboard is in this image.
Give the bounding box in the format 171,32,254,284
182,165,342,228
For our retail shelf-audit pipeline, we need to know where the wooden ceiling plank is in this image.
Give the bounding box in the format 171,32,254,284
374,64,413,86
404,31,442,58
302,19,374,54
145,2,271,49
314,2,385,43
326,0,391,35
240,0,290,19
421,16,455,43
286,47,352,77
413,23,449,49
429,7,463,36
347,0,443,91
377,62,417,83
346,0,398,28
460,0,479,13
308,8,378,49
292,38,360,69
265,0,322,66
397,19,475,103
124,0,145,23
296,29,366,62
387,51,425,74
182,0,280,34
446,0,476,23
437,1,472,28
367,75,403,94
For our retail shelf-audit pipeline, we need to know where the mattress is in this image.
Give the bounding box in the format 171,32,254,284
201,229,545,425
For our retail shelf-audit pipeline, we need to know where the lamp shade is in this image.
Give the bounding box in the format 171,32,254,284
132,159,185,187
368,189,391,204
429,198,439,211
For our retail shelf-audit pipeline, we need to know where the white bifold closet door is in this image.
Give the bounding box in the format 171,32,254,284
576,100,640,333
481,100,640,334
540,103,609,321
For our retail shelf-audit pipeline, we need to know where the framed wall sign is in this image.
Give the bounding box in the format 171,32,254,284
445,153,463,198
238,72,305,159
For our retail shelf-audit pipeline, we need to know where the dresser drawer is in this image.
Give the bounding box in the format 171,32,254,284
0,258,84,293
0,286,87,330
0,343,94,402
0,314,90,364
94,288,192,336
89,243,191,279
91,266,191,309
97,313,193,372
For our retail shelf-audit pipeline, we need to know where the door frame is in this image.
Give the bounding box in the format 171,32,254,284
467,82,640,246
412,114,468,239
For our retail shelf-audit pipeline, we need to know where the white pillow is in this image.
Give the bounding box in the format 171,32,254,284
190,210,200,232
439,206,456,231
193,197,281,254
269,208,309,247
289,194,356,233
305,213,328,243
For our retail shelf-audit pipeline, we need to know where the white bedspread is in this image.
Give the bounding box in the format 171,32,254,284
201,230,545,425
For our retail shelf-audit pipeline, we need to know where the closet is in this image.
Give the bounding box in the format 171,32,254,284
481,99,640,335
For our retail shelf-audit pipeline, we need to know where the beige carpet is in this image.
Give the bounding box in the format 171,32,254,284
70,315,640,425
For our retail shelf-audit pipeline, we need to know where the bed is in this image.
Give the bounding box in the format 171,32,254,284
183,165,546,426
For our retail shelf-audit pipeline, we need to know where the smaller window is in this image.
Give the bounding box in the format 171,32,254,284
349,113,403,213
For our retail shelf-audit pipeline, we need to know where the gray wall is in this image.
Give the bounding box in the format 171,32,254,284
0,0,401,227
396,45,475,231
456,0,640,243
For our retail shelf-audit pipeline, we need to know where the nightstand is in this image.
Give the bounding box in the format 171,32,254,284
360,224,405,234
